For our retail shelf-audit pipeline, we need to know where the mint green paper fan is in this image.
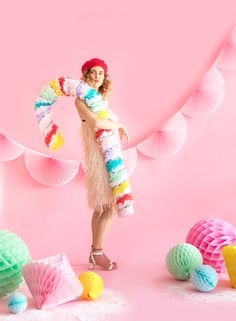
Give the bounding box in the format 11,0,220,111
166,243,203,280
0,230,31,298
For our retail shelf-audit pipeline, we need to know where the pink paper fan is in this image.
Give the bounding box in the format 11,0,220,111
81,159,86,172
136,113,187,159
216,25,236,70
22,253,83,309
123,147,137,177
182,67,225,117
0,133,25,161
186,217,236,273
24,150,80,186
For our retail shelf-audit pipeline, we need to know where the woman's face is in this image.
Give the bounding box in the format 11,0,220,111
88,66,105,89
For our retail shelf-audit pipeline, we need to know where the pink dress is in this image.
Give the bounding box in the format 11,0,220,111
80,121,115,213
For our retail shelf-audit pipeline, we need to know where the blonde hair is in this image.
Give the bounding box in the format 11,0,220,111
82,70,112,99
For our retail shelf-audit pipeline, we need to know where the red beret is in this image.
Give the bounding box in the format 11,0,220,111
81,58,108,74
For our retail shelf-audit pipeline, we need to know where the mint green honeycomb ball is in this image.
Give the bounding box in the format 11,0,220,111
0,230,31,298
166,243,203,280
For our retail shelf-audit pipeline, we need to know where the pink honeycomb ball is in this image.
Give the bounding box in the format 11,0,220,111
186,217,236,272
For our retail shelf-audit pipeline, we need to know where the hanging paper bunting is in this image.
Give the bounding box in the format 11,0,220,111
137,113,187,159
0,133,25,162
24,150,80,187
1,25,234,182
181,67,225,117
216,25,236,70
123,147,137,177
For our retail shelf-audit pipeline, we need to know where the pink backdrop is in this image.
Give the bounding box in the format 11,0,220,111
1,1,236,320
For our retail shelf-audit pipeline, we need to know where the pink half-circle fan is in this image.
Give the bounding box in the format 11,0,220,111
181,67,225,117
24,150,80,186
137,112,187,159
123,147,137,177
216,25,236,70
0,133,25,162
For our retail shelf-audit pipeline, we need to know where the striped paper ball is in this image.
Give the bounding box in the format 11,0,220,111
191,265,218,292
0,230,31,298
7,292,28,313
166,243,203,280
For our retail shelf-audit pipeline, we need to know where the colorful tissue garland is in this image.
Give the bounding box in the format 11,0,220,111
34,77,134,216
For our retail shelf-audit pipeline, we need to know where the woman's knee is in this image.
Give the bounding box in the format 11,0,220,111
93,209,103,220
103,204,116,218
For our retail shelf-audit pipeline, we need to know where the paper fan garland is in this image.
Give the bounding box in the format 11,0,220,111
24,150,80,187
22,253,83,309
122,147,137,177
137,113,187,159
216,25,236,70
0,133,25,162
181,67,225,117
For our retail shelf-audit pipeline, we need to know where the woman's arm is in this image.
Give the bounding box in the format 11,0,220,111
75,97,123,130
75,97,130,144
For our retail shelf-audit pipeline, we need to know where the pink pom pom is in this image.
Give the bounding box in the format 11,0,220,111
186,218,236,272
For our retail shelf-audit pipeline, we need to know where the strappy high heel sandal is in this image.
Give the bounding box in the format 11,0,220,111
88,248,117,271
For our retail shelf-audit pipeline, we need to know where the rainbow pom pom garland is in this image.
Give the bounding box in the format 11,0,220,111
34,77,134,217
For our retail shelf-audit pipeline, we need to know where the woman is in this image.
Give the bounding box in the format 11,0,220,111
75,58,130,271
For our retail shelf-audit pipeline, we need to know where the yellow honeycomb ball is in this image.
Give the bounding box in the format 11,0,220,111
78,271,104,300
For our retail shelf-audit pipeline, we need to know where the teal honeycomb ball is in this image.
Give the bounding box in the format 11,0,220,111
191,265,218,292
166,243,203,280
7,292,28,313
0,230,31,298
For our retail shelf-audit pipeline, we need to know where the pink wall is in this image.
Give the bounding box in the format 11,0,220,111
0,0,236,265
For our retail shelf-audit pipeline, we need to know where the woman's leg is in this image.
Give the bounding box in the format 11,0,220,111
90,204,117,270
92,205,114,249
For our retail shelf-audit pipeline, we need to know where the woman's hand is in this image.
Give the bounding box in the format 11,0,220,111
119,125,130,145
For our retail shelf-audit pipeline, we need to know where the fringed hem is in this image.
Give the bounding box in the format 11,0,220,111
91,199,117,215
81,122,117,213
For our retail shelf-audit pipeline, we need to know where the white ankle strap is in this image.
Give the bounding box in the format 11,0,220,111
91,251,103,256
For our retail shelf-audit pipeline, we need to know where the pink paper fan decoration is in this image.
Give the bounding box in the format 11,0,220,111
0,133,25,162
22,253,83,309
186,217,236,273
24,150,80,186
81,159,86,172
181,67,225,117
136,112,187,159
123,147,137,177
216,25,236,70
